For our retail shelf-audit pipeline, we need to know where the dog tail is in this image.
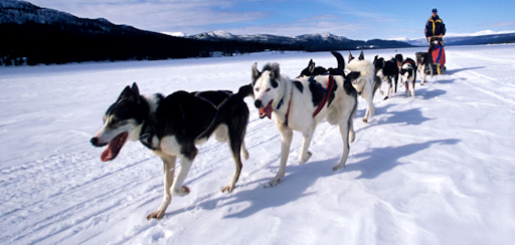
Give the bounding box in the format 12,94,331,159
372,75,381,100
236,84,254,99
331,51,345,73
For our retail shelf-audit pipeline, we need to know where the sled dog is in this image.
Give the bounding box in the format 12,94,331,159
297,51,345,78
251,62,358,186
373,55,399,100
399,58,418,97
90,83,252,220
415,52,434,85
346,57,381,122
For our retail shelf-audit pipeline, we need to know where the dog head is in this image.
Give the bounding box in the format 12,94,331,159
90,83,147,162
252,62,283,119
394,54,404,68
373,55,386,72
297,59,327,78
415,52,428,65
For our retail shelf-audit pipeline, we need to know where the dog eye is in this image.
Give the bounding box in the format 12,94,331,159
110,118,119,125
266,88,271,92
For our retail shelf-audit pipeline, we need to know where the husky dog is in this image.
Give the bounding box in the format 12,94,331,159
346,57,381,123
373,55,399,100
348,50,364,64
297,51,345,78
90,83,252,220
251,62,358,186
399,58,418,97
415,52,433,85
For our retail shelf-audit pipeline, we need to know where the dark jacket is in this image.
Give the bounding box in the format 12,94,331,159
425,15,446,38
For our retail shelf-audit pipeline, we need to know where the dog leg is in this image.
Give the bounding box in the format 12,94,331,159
222,130,244,193
172,156,194,197
384,80,392,100
146,155,176,220
241,140,249,160
411,80,416,97
333,115,351,171
299,127,315,164
348,115,355,143
266,127,293,187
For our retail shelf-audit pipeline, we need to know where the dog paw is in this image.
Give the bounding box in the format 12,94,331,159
383,96,389,100
173,186,190,197
222,184,235,193
264,178,281,188
146,210,165,220
362,118,368,123
299,151,312,164
332,164,345,172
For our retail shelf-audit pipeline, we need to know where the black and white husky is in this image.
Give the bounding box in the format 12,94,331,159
415,52,433,85
399,58,417,97
251,62,358,186
373,55,399,100
90,83,252,220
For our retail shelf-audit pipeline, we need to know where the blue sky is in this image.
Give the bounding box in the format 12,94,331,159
27,0,515,40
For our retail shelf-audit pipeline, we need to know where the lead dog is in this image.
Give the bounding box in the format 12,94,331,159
251,63,358,186
90,83,252,220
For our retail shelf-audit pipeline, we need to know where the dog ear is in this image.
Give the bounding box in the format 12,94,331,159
270,62,280,80
252,62,261,85
374,55,378,62
118,85,132,102
359,50,364,60
131,83,140,96
308,59,315,73
348,51,354,61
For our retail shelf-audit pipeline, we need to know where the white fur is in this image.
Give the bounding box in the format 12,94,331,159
253,63,356,187
346,59,377,122
401,63,416,97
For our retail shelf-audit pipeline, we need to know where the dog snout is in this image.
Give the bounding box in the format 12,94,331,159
254,100,262,108
90,137,107,147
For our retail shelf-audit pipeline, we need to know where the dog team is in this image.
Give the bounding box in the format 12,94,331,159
90,50,435,220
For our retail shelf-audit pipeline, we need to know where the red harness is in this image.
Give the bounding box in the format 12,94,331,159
312,75,335,118
282,75,335,126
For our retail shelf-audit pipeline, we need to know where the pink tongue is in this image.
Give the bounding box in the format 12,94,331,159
259,102,273,119
100,132,127,162
101,145,115,162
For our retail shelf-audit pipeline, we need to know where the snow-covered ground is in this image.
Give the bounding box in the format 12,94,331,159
1,44,515,245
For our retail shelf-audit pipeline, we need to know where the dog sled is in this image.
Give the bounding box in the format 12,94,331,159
427,38,446,75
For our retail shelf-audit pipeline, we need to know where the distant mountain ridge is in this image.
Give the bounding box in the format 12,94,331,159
0,0,298,65
188,30,412,51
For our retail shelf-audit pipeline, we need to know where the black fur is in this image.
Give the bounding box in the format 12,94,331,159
374,55,399,93
400,58,417,82
293,81,304,93
297,51,345,78
415,52,434,76
307,76,338,108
